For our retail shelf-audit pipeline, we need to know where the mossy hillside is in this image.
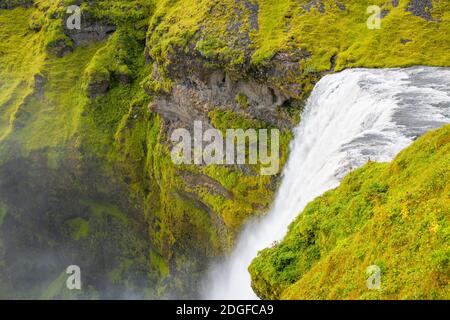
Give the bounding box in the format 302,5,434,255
138,102,294,232
147,0,450,70
249,125,450,300
252,0,450,68
108,80,232,295
0,2,233,298
0,7,45,145
81,52,230,296
0,202,6,270
0,4,162,298
197,109,293,228
142,0,450,234
0,149,160,299
67,2,243,264
141,120,230,291
142,0,450,233
147,105,294,234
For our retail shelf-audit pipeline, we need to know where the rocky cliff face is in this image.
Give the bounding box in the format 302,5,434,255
0,0,448,299
0,0,34,9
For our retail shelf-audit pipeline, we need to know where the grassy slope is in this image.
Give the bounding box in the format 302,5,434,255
252,0,450,68
0,7,44,145
250,125,450,300
147,0,450,73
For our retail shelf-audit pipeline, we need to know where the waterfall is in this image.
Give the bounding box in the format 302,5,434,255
201,67,450,300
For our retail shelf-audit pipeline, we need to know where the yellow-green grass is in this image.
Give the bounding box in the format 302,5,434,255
0,8,44,143
147,0,450,71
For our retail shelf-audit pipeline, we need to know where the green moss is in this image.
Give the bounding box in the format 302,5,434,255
253,0,450,69
150,251,169,277
250,125,450,300
146,0,450,72
0,7,44,146
0,1,165,299
81,200,129,224
251,0,293,63
66,217,90,240
199,109,294,228
14,43,101,157
0,202,7,226
235,93,250,109
209,109,265,132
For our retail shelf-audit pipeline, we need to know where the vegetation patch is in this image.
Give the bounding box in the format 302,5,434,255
250,125,450,300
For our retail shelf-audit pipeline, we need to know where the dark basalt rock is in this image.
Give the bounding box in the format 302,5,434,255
179,171,233,200
406,0,433,21
303,0,325,13
46,38,73,58
86,78,110,99
380,9,390,19
0,0,34,9
148,61,295,133
400,38,413,44
34,73,45,100
64,12,116,46
335,1,346,11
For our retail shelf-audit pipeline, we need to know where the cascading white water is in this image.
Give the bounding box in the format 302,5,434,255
201,67,450,299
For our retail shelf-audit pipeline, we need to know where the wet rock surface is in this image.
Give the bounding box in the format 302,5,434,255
64,12,116,46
